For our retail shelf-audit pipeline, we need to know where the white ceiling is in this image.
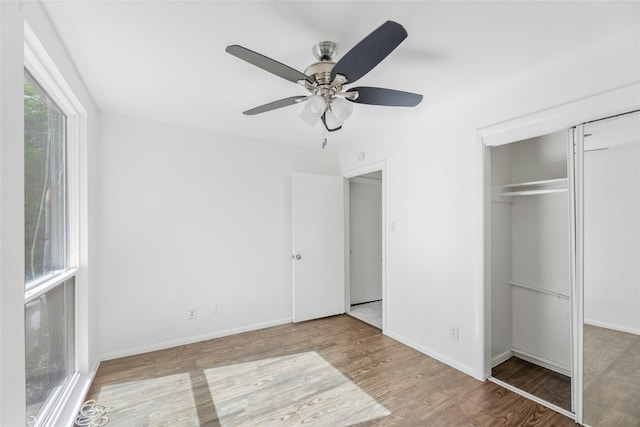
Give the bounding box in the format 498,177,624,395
42,1,639,148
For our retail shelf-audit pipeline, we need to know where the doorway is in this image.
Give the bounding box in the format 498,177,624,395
485,130,573,413
291,165,385,328
346,167,384,329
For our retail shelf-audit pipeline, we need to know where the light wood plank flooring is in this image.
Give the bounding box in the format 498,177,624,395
87,315,576,426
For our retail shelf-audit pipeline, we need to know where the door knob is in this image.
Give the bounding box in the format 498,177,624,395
294,254,302,260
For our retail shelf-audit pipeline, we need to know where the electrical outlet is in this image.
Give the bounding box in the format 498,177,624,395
210,304,217,315
188,307,197,320
450,326,459,341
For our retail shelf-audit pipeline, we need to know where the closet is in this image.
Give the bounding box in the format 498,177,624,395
488,131,572,411
484,108,640,424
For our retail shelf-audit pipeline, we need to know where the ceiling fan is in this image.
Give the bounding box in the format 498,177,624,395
226,20,423,133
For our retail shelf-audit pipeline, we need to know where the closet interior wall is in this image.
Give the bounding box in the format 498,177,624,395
490,131,571,375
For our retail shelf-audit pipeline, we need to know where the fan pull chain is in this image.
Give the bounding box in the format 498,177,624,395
322,126,328,149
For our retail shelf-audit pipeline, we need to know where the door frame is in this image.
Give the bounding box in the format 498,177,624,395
476,82,640,422
344,160,386,331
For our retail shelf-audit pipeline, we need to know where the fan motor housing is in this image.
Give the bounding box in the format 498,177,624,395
304,61,335,85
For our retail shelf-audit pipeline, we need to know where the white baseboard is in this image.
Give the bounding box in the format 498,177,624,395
384,329,480,380
584,319,640,336
491,349,513,367
101,317,293,361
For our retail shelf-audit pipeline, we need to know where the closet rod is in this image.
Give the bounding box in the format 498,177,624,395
501,177,568,188
501,188,567,197
510,281,570,299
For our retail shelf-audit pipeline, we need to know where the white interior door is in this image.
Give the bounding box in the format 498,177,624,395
292,172,344,322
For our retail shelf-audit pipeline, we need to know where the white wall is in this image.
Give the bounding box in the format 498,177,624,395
0,3,26,425
97,113,341,358
338,28,639,378
349,179,383,305
0,1,100,425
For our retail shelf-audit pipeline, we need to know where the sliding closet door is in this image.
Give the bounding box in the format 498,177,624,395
580,111,640,426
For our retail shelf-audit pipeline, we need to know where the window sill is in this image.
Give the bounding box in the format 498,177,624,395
44,370,96,427
25,268,78,303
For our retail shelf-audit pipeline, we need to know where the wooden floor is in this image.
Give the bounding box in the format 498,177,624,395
349,300,382,329
87,315,576,426
583,324,640,427
492,357,572,411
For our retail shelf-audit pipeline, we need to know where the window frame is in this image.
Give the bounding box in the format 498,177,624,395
23,21,86,427
24,67,71,289
24,41,80,297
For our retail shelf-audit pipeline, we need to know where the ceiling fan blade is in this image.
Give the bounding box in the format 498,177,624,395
331,21,407,84
347,87,423,107
226,45,313,84
243,96,307,115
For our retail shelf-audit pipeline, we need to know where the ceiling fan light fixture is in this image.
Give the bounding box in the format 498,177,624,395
299,95,326,127
330,97,353,123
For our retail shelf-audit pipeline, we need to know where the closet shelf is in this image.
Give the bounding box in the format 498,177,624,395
501,177,568,196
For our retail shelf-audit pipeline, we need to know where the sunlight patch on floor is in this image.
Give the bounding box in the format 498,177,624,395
205,351,389,426
94,351,389,426
98,372,198,425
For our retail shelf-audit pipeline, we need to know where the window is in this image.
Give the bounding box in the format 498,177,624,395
24,68,77,426
24,70,68,284
24,278,75,424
